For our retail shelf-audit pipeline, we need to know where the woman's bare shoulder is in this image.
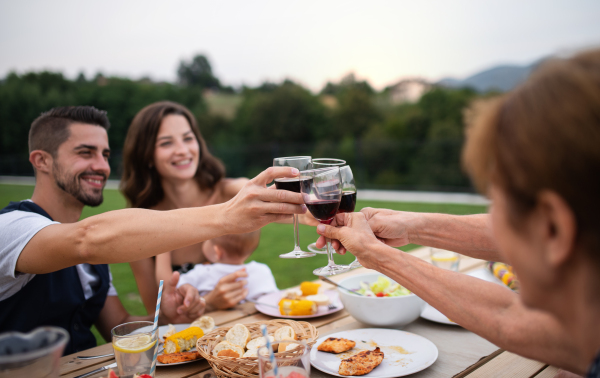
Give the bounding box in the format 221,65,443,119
218,177,249,199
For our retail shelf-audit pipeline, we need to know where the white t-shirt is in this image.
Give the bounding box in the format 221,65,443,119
177,261,278,300
0,204,118,301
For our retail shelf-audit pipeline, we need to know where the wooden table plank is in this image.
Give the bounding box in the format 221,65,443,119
462,351,546,378
533,366,560,378
59,343,114,376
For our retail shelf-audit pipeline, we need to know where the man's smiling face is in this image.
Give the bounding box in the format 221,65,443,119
51,123,111,206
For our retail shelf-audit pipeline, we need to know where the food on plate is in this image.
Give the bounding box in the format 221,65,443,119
246,335,275,351
488,262,519,291
191,315,216,334
300,281,321,296
164,326,204,354
338,347,384,376
305,294,330,306
356,276,411,297
282,288,303,300
317,337,356,354
279,299,317,316
157,351,201,364
225,323,251,348
163,324,177,340
213,340,245,357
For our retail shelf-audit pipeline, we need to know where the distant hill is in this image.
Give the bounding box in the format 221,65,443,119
437,59,545,93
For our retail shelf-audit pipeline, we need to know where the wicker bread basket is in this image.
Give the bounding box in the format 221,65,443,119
197,319,318,378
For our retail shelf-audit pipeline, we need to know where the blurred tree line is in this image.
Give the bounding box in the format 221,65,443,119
0,55,482,191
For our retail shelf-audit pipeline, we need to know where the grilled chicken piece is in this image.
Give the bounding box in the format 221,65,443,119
338,347,384,376
317,337,356,354
157,351,201,364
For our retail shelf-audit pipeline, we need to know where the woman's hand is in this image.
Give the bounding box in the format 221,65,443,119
203,269,249,311
315,212,387,270
160,271,205,324
359,208,417,247
221,167,307,235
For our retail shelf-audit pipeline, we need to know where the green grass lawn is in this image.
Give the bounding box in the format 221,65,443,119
0,183,487,344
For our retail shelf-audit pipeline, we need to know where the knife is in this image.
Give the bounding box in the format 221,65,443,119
74,362,117,378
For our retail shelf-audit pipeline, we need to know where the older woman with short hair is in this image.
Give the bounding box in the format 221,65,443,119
315,49,600,376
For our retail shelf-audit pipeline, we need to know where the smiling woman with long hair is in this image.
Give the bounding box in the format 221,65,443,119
121,101,256,313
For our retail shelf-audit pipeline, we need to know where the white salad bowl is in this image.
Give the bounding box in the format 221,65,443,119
337,273,425,328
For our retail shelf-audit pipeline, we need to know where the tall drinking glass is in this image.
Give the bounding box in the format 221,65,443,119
273,156,316,259
258,340,310,378
301,167,349,276
112,321,157,378
307,158,346,254
337,165,361,269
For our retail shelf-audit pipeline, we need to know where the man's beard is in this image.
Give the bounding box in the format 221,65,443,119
53,164,105,207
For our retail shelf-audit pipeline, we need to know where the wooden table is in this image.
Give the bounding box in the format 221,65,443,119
59,247,559,378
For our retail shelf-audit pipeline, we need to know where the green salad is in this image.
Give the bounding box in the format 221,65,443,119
357,276,411,297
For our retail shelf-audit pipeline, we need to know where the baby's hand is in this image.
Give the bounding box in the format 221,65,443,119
203,269,248,311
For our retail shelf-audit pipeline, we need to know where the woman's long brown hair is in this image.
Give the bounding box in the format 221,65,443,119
120,101,225,208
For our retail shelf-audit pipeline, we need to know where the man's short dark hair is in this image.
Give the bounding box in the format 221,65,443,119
29,106,110,155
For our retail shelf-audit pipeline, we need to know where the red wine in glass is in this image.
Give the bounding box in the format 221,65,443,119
305,200,340,225
275,177,312,193
338,191,356,213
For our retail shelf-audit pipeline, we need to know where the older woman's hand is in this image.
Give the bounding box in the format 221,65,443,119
315,208,419,253
315,212,385,270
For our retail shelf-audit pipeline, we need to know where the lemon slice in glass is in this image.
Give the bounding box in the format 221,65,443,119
431,252,459,262
113,334,156,353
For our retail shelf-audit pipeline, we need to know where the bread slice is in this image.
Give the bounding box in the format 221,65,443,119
191,316,216,334
242,349,258,358
225,324,251,349
212,341,244,358
274,326,296,341
246,335,275,351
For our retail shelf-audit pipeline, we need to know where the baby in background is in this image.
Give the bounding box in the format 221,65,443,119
177,230,278,311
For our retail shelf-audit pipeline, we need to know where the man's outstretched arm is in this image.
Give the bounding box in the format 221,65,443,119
16,167,306,274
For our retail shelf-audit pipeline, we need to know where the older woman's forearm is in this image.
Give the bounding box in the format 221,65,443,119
409,213,504,262
370,244,585,372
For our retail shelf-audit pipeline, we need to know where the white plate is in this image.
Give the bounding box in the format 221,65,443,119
156,323,205,367
420,304,458,325
420,268,504,325
254,290,343,319
310,328,438,378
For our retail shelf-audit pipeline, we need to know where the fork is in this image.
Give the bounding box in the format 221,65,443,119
327,303,338,310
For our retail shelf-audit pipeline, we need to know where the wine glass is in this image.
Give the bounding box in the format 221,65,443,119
300,167,350,276
273,156,316,259
338,165,361,269
307,159,346,254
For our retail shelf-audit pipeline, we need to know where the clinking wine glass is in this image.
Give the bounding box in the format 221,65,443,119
300,167,350,276
307,158,346,254
338,165,361,269
273,156,316,259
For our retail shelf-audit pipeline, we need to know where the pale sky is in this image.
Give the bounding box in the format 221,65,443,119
1,0,599,91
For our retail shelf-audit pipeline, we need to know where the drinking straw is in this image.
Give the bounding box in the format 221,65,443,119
149,280,164,376
260,324,278,378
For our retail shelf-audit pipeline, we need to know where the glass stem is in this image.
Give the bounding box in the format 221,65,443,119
293,214,301,250
326,238,335,266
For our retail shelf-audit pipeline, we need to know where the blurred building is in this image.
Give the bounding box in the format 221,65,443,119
387,78,431,104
